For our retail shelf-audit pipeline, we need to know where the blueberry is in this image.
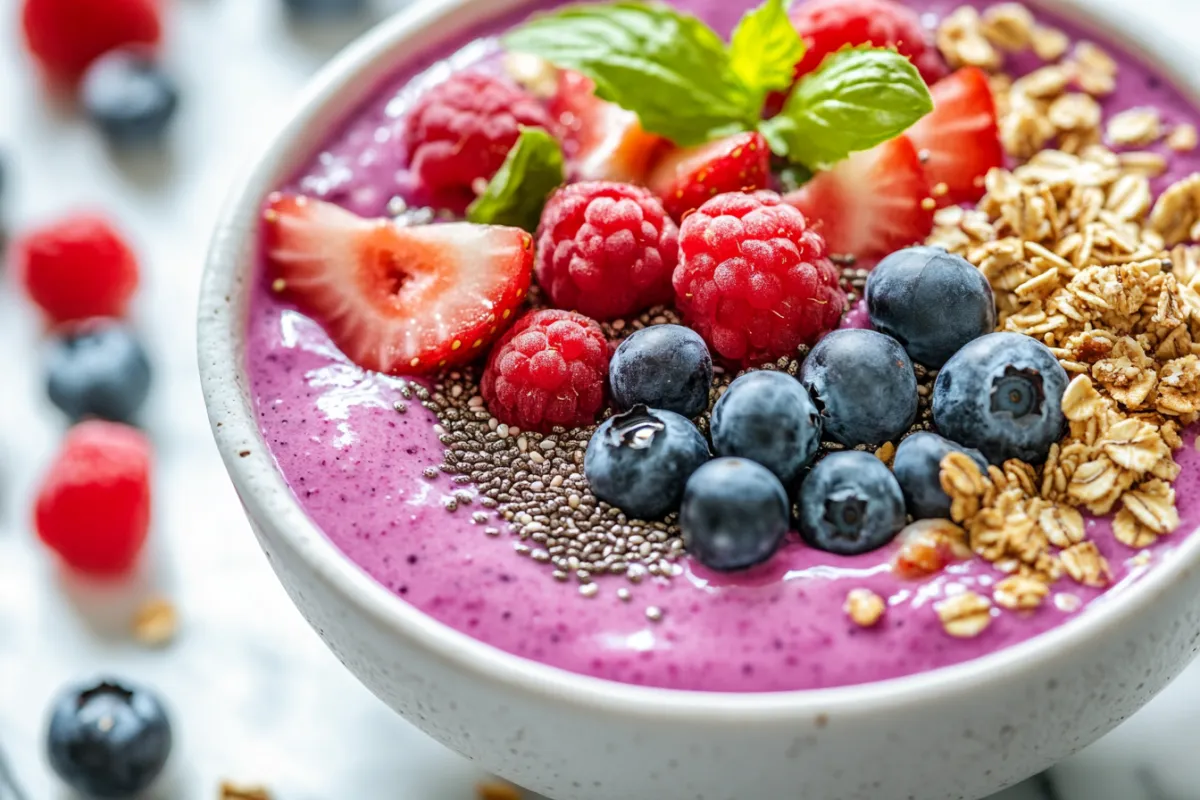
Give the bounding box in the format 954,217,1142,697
893,432,988,519
799,329,918,447
584,405,710,519
47,678,172,799
798,451,906,555
47,321,152,423
283,0,367,16
710,371,821,485
933,332,1068,465
610,325,713,418
866,246,997,367
80,48,179,145
680,457,789,571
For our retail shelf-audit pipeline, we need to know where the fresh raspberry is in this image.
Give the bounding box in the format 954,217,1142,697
404,72,556,213
673,191,845,366
481,309,610,433
22,0,162,83
535,181,678,321
16,213,140,324
35,421,153,577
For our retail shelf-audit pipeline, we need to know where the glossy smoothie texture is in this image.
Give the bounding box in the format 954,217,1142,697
247,0,1200,692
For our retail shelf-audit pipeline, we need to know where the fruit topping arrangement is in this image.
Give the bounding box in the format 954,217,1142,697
257,0,1200,634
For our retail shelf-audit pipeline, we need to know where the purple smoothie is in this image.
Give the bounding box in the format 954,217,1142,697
246,0,1200,692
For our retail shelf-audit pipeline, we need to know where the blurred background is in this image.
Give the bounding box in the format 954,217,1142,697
0,0,1198,798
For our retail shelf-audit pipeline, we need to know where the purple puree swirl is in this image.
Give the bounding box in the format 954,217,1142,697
246,0,1200,691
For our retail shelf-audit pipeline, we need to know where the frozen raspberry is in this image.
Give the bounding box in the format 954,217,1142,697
535,181,678,321
673,191,845,366
35,421,153,577
16,213,140,324
481,309,610,433
404,72,556,212
22,0,162,83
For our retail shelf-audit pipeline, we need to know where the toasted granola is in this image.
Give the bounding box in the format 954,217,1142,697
844,588,887,627
936,591,994,637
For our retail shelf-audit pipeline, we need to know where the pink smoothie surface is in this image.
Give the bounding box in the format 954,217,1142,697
246,0,1200,692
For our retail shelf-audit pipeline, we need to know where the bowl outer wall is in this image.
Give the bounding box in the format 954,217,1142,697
198,1,1200,798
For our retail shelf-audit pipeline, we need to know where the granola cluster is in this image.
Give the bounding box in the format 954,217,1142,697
917,4,1200,636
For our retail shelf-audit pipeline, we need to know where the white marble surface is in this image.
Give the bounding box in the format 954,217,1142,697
0,0,1198,798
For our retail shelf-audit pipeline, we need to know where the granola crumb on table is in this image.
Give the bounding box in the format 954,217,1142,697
929,2,1200,611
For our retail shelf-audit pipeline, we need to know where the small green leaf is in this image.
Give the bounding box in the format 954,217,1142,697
504,2,758,146
760,47,933,170
467,128,565,231
729,0,805,107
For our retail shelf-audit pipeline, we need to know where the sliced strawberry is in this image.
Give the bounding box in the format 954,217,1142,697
906,67,1004,207
784,135,934,262
647,131,771,221
550,70,663,184
263,194,533,375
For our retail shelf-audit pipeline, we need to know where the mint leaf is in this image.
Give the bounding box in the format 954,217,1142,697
504,3,757,146
467,128,564,231
729,0,804,107
760,48,933,170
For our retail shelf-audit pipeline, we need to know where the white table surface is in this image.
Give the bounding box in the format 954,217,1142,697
1,1,1198,798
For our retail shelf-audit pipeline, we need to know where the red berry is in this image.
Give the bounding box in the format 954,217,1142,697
263,194,533,375
783,135,934,262
16,213,140,324
22,0,161,83
550,70,663,184
906,67,1004,207
535,181,678,321
480,309,609,433
768,0,946,114
35,421,153,577
647,131,772,222
673,191,845,366
404,72,556,213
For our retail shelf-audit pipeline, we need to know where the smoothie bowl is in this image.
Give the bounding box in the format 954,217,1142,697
200,0,1200,797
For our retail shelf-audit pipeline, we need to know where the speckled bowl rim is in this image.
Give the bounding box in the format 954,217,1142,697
200,0,1200,718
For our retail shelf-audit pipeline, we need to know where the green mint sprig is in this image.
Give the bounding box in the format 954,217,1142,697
503,0,933,172
467,127,565,231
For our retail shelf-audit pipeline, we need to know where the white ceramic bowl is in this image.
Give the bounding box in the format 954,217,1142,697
199,1,1200,798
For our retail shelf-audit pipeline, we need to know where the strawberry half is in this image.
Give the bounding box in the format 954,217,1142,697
784,135,934,262
263,194,533,375
550,70,663,184
906,67,1004,207
647,131,771,221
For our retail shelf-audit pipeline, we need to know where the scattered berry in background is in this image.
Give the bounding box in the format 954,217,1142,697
263,194,533,375
549,70,662,184
800,329,918,447
585,406,710,520
282,0,367,18
47,678,172,799
647,131,771,222
46,320,153,424
866,245,996,367
673,191,845,365
480,308,610,433
21,0,162,83
80,47,179,146
788,0,946,89
34,421,153,577
933,332,1069,465
892,432,989,520
404,72,555,213
784,135,934,261
535,181,678,320
16,213,140,325
710,371,822,487
906,67,1004,207
798,450,906,556
681,457,789,572
609,325,713,419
